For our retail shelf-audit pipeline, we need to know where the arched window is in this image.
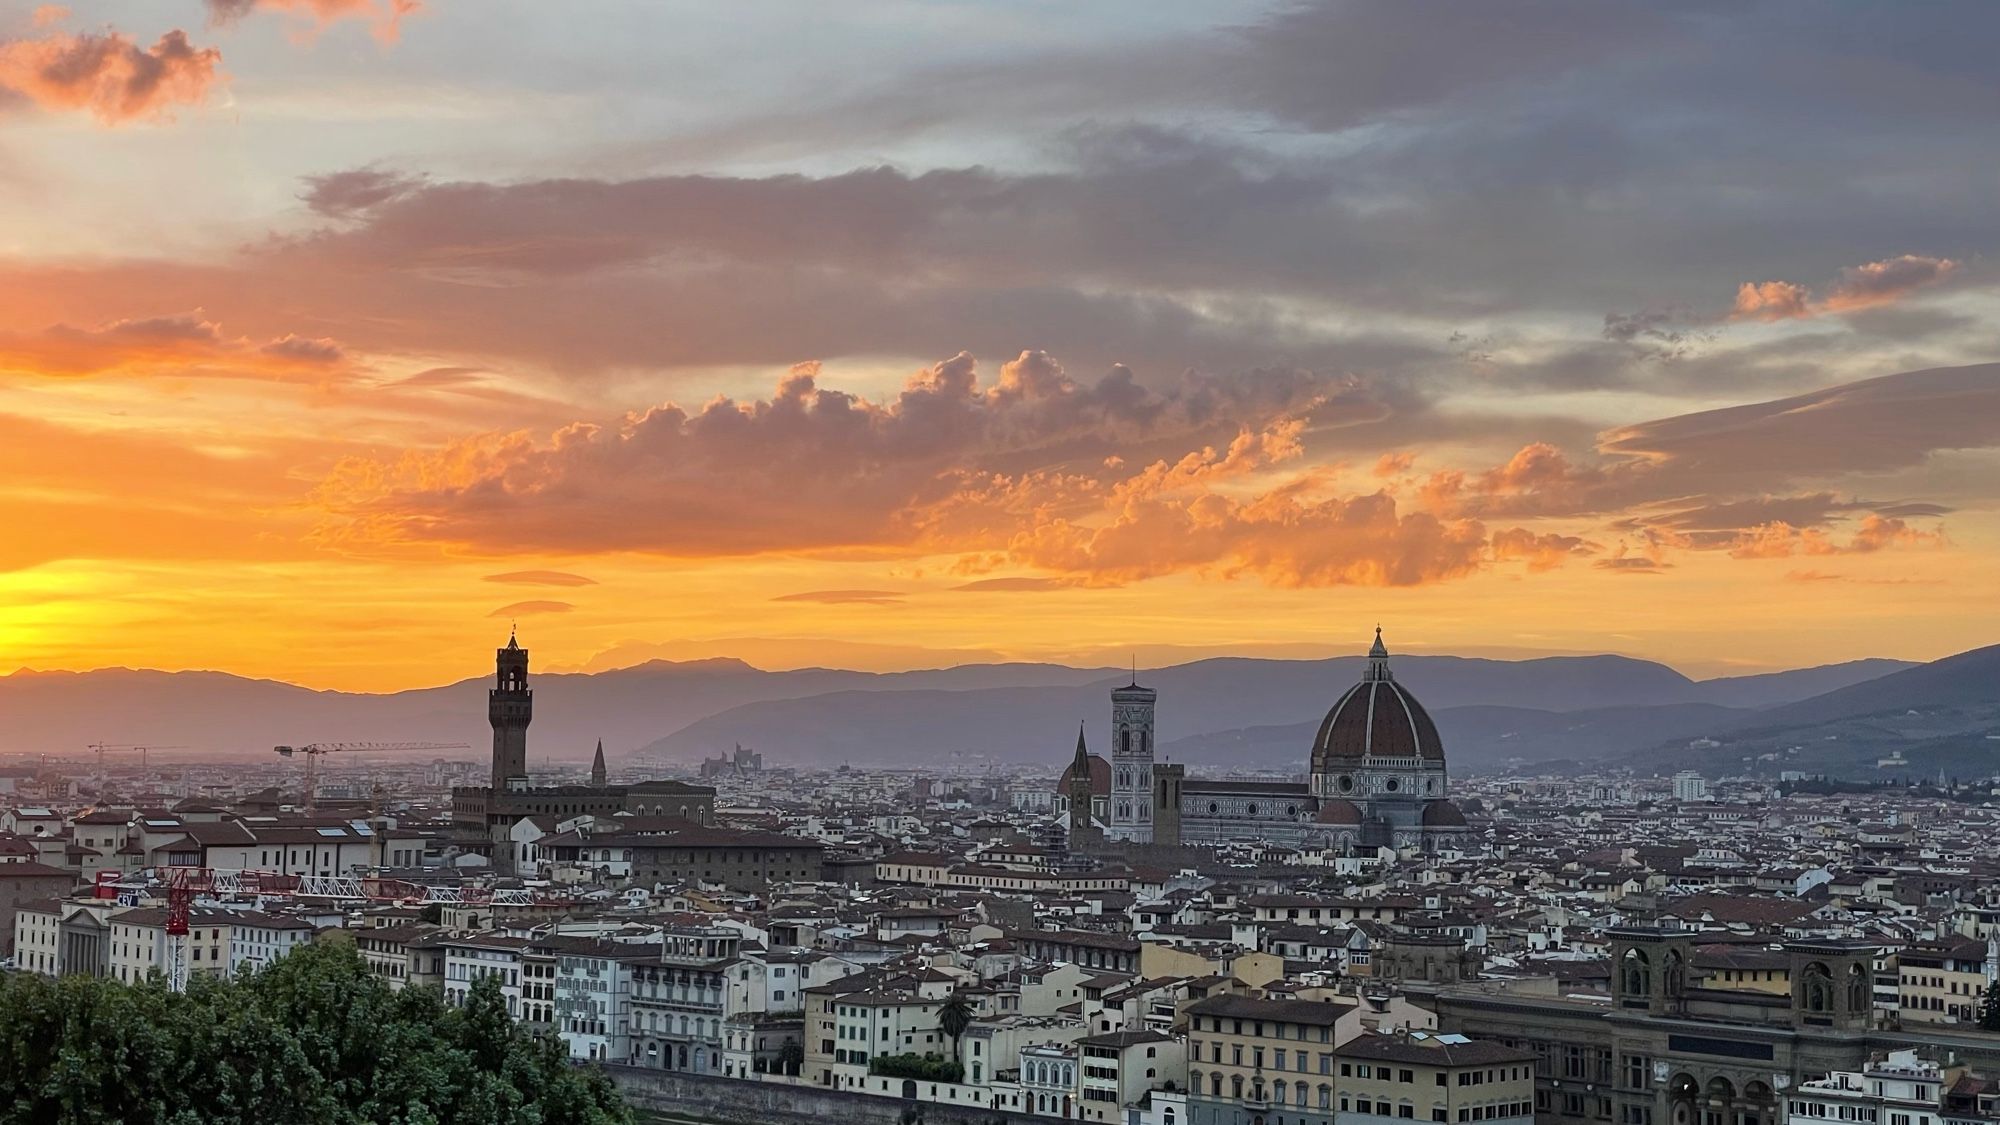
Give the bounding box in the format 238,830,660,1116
1621,948,1651,998
1276,1080,1289,1104
1800,962,1834,1012
1846,964,1869,1012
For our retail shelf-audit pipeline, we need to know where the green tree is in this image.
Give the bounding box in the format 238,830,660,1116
936,991,975,1067
0,943,630,1125
777,1039,805,1076
1979,980,2000,1032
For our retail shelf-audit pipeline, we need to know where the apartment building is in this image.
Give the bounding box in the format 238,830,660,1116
1335,1031,1535,1125
1186,994,1345,1125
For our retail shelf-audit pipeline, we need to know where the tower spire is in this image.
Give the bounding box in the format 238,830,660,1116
589,738,607,788
1367,626,1392,681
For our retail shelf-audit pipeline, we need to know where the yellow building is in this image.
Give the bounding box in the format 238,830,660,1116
1336,1030,1536,1125
1186,993,1344,1123
1898,939,1991,1025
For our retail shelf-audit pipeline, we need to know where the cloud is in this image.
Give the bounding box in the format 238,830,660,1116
300,167,427,218
205,0,420,44
1723,515,1945,560
1731,256,1958,321
770,590,905,606
949,577,1089,593
0,312,350,378
1489,528,1595,573
316,350,1355,555
314,350,1601,590
0,27,221,124
1823,255,1960,313
487,599,571,618
482,570,596,587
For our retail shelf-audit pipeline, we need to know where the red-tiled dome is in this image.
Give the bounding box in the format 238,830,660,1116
1315,797,1364,825
1055,754,1112,797
1310,630,1444,764
1421,800,1467,827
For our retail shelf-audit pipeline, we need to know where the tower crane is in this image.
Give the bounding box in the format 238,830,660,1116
84,743,188,795
273,742,469,814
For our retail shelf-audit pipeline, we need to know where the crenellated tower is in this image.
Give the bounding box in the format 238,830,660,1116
489,629,533,791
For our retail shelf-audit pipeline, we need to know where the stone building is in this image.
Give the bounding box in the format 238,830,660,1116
450,631,717,862
1431,928,2000,1125
1066,630,1468,853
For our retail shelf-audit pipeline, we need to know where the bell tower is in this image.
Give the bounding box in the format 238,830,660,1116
1108,674,1158,843
490,629,532,791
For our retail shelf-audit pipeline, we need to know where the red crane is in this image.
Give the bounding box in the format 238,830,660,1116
274,741,468,814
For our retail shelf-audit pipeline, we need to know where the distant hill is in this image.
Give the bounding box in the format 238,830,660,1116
638,653,1913,769
0,647,1924,774
0,659,1115,762
1630,644,2000,778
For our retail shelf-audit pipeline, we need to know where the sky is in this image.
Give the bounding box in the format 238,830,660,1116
1,0,1997,691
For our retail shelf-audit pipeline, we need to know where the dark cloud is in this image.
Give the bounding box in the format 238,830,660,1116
949,577,1089,593
482,570,596,587
300,167,427,218
771,590,905,606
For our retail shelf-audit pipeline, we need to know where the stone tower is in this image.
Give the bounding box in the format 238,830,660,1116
1065,723,1101,849
489,629,532,791
589,738,607,788
1152,762,1185,847
1107,676,1158,843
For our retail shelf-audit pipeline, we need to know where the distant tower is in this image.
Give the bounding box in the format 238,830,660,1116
489,629,532,791
1107,674,1158,844
589,739,607,788
1065,723,1101,849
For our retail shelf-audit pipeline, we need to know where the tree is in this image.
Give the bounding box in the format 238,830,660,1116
777,1039,805,1076
936,991,975,1067
0,943,630,1125
1979,980,2000,1032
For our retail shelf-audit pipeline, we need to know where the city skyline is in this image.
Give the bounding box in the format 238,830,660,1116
4,1,1998,691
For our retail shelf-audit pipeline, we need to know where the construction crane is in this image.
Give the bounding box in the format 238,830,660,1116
84,743,187,795
273,742,469,814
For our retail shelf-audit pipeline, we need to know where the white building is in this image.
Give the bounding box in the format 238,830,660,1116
443,934,531,1018
1673,771,1710,803
1787,1051,1944,1125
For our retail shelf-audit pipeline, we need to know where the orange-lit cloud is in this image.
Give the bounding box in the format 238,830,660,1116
0,27,220,124
771,590,905,606
1731,255,1958,321
0,312,346,378
1726,515,1945,560
205,0,420,44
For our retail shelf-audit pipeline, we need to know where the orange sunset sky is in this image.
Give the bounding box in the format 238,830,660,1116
2,1,1997,691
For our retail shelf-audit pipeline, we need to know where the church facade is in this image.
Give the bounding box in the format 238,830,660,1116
1057,630,1467,854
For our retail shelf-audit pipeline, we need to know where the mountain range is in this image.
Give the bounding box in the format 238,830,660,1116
7,645,1971,778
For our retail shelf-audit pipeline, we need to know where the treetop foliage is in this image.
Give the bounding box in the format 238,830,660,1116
0,943,631,1125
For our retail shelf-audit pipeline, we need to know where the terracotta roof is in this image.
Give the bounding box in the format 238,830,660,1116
1055,754,1112,798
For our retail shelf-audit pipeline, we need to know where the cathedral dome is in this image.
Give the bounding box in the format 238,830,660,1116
1314,797,1364,825
1309,629,1444,765
1421,800,1467,827
1055,754,1111,797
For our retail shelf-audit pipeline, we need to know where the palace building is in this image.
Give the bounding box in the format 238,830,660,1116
451,631,716,867
1057,629,1467,854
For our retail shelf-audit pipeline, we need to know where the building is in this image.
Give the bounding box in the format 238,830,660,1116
631,924,742,1073
1432,928,2000,1125
1186,993,1346,1125
1674,772,1710,803
536,824,824,891
449,631,719,863
1336,1030,1535,1125
1897,939,1995,1025
1107,678,1160,844
0,861,75,960
1150,630,1467,853
1060,724,1108,849
1077,1028,1184,1123
1787,1050,1948,1125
